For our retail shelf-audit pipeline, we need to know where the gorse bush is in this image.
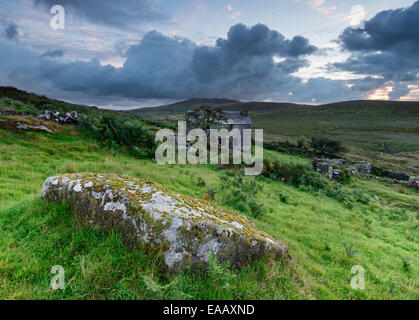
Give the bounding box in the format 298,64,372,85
278,192,288,204
264,139,311,157
140,118,177,131
264,137,345,157
218,173,266,219
263,160,371,207
84,115,157,158
97,115,155,148
309,137,345,157
371,165,390,178
263,160,328,189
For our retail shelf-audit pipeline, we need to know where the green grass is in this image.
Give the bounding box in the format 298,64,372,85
0,97,41,116
0,123,418,300
251,103,419,174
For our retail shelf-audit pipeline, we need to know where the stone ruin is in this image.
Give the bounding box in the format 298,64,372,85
313,158,373,181
312,158,417,189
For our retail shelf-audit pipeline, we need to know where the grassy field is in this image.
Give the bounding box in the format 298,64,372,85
132,98,419,175
1,118,418,299
252,102,419,174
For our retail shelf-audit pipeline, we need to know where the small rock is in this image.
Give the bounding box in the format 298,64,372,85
328,167,342,180
409,177,419,190
16,122,53,134
1,109,26,116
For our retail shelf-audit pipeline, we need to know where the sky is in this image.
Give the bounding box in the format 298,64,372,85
0,0,418,109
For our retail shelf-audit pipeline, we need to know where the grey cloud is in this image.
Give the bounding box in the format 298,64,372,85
289,78,360,103
41,49,64,58
5,22,18,40
215,24,317,59
339,1,419,55
34,0,167,28
333,1,419,100
0,23,364,104
389,83,411,100
347,76,386,92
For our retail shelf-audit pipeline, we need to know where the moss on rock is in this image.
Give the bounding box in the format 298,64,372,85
41,173,289,270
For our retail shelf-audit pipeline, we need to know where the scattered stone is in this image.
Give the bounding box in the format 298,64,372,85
16,122,53,134
313,158,347,181
328,166,342,181
0,109,27,117
353,163,373,175
387,171,410,182
409,177,419,190
38,110,78,124
41,173,289,270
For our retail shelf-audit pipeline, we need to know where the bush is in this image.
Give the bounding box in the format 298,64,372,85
263,160,369,207
218,173,266,219
141,118,177,131
263,160,328,189
83,115,157,158
278,192,288,204
264,140,311,157
371,165,390,177
309,137,345,157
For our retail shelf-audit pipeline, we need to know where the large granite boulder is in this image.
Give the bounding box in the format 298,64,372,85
41,173,289,270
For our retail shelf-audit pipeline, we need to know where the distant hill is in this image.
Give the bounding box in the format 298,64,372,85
126,97,419,120
126,98,307,117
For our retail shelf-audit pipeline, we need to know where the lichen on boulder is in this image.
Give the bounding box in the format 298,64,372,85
41,173,289,270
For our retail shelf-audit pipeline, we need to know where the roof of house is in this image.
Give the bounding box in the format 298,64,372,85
221,111,252,125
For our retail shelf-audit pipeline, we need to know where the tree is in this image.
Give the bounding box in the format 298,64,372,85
186,106,228,134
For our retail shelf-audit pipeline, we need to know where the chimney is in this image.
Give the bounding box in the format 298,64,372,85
240,110,248,116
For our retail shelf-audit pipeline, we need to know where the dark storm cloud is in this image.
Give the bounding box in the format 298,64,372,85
117,24,316,99
333,1,419,98
348,76,386,92
5,22,18,40
215,24,317,59
289,78,360,103
332,52,419,82
339,1,419,55
0,23,321,102
33,0,167,28
191,23,316,83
